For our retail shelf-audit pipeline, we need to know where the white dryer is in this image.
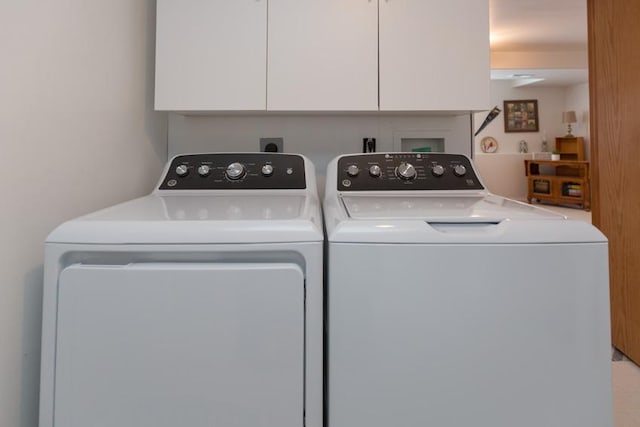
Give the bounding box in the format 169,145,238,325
324,153,611,427
39,153,323,427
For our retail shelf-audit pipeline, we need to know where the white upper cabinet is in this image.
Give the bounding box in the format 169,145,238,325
379,0,490,111
267,0,378,111
154,0,490,112
155,0,267,111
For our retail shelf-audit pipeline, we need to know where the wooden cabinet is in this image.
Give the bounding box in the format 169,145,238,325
267,0,378,111
379,0,490,111
555,137,585,160
155,0,490,111
525,160,590,210
155,0,267,111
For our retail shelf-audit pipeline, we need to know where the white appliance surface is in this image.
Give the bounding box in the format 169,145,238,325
47,194,320,244
324,153,612,427
40,153,323,427
340,193,560,220
55,263,303,427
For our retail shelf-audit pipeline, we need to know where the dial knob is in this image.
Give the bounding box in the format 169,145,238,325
369,164,382,177
347,164,360,177
225,162,246,180
175,165,189,177
197,165,211,177
453,164,467,177
396,162,417,180
432,164,445,177
261,164,274,176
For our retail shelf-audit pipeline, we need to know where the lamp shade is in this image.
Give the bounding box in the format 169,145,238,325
562,111,577,124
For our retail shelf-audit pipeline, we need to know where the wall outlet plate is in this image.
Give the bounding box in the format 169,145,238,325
362,137,376,153
260,137,284,153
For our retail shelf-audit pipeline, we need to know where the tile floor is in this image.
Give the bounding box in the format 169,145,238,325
612,360,640,427
528,201,640,427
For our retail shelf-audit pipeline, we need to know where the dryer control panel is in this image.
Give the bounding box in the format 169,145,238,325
159,153,306,190
337,153,484,191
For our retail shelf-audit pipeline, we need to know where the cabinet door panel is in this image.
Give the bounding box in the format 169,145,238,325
379,0,490,111
155,0,267,111
268,0,378,111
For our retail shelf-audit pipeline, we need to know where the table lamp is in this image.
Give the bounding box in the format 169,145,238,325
562,111,577,137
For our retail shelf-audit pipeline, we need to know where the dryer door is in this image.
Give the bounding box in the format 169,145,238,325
54,262,304,427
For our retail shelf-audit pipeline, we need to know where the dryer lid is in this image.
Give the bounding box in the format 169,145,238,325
87,195,308,221
47,194,323,244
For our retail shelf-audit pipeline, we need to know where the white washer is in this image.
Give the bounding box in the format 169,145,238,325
324,153,612,427
39,153,323,427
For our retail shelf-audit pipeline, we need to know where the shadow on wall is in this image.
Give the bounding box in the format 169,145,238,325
16,2,167,426
21,266,43,427
145,0,169,162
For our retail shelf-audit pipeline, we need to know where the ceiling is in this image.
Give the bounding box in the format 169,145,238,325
489,0,588,87
490,68,588,87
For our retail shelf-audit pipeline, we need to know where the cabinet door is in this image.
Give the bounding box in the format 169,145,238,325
267,0,378,111
155,0,267,111
379,0,490,111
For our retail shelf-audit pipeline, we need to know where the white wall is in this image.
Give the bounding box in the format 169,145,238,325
474,80,567,154
472,80,568,199
168,113,473,190
564,82,591,160
0,2,167,426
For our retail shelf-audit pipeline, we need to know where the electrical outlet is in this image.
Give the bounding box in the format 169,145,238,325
362,137,376,153
260,137,284,153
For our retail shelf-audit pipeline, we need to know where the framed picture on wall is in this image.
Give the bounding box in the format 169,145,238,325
503,100,539,132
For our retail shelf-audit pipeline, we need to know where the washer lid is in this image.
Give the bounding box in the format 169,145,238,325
330,194,606,244
341,194,563,222
47,194,323,244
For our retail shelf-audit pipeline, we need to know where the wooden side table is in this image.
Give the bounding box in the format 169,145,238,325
555,136,585,160
524,159,590,210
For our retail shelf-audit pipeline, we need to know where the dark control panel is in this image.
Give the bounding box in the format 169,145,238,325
337,153,484,191
158,153,306,190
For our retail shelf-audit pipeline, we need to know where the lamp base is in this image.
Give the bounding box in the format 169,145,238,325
564,124,574,138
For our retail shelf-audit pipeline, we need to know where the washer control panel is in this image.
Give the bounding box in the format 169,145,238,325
337,153,484,191
159,153,306,190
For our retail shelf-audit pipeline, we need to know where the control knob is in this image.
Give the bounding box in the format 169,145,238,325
347,165,360,177
198,165,211,177
396,162,417,180
225,162,246,180
261,164,274,176
175,165,189,177
369,164,382,178
432,164,445,177
453,164,467,177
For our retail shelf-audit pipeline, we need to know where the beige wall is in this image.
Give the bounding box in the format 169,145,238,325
0,2,167,426
564,82,591,160
473,80,589,200
473,80,567,154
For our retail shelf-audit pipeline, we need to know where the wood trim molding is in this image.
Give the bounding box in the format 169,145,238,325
587,0,640,363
